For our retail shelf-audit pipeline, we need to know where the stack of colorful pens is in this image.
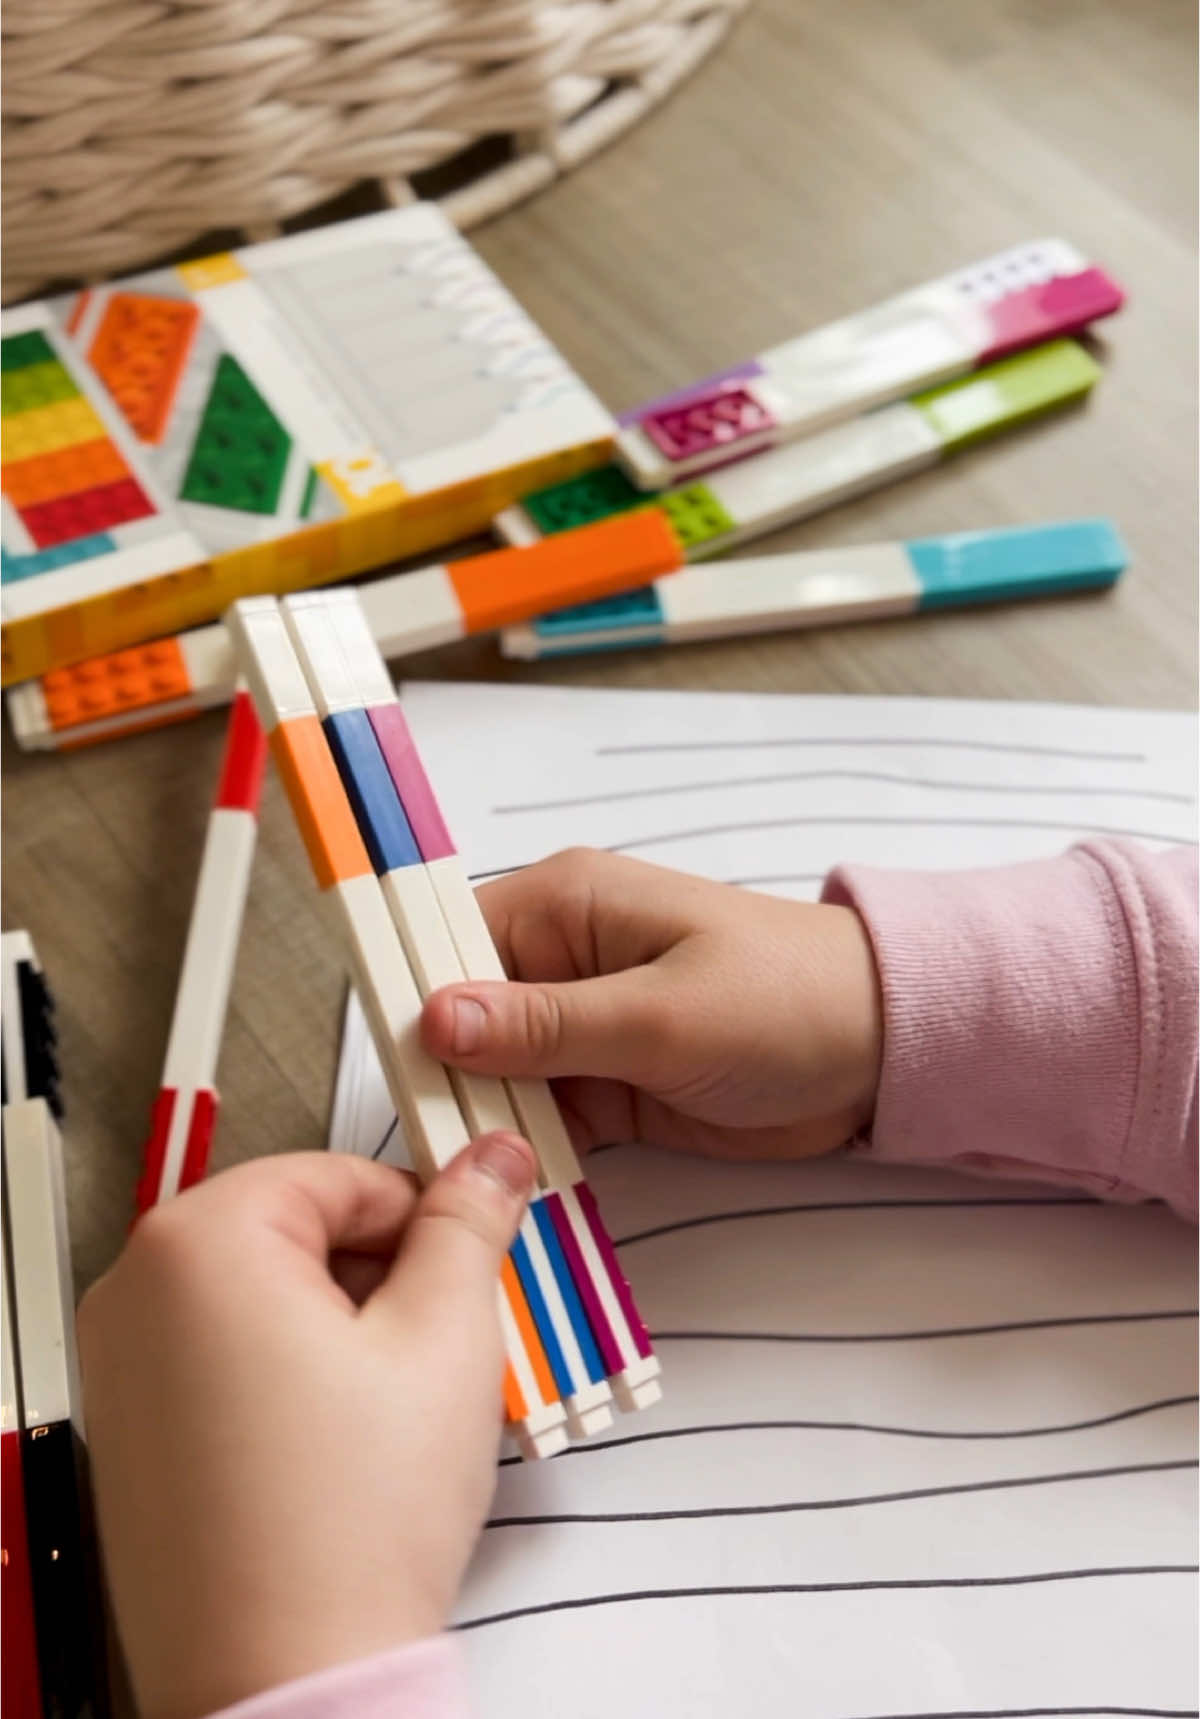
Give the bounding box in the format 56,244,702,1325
226,588,661,1459
2,933,108,1719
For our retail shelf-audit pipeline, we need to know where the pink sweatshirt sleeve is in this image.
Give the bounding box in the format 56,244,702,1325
823,840,1198,1220
204,1636,471,1719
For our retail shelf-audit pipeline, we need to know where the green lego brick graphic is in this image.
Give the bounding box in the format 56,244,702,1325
1,361,81,417
524,463,643,535
180,354,292,514
657,482,736,550
1,331,57,375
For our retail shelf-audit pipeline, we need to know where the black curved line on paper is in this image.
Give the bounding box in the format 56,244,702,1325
467,817,1194,883
651,1310,1198,1345
456,1563,1197,1631
495,1395,1198,1467
835,1707,1197,1718
485,1457,1194,1529
470,861,822,887
594,737,1146,763
491,770,1193,816
475,864,826,890
372,1114,611,1160
602,814,1195,857
370,1117,399,1161
614,1194,1097,1248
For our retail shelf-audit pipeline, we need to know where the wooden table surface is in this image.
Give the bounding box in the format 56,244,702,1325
3,0,1196,1295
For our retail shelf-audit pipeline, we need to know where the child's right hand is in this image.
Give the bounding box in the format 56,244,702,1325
422,850,884,1162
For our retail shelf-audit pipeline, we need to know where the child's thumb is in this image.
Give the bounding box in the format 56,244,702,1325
376,1132,536,1325
421,970,668,1086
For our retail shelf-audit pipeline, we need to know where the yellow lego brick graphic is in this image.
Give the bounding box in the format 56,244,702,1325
318,454,408,514
1,398,108,463
174,254,248,291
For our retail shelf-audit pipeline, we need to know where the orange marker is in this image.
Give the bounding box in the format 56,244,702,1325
10,510,686,753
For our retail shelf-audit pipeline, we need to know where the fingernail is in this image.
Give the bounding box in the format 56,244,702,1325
471,1132,536,1198
451,996,487,1055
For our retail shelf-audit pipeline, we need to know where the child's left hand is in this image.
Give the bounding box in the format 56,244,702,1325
77,1137,536,1719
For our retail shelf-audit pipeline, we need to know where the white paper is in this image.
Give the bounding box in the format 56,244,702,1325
329,683,1198,1718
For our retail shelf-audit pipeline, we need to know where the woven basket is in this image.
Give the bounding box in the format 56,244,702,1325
1,0,750,306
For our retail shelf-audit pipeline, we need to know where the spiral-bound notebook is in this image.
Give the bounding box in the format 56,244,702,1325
329,682,1198,1719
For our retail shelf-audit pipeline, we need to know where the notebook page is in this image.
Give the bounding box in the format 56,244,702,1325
329,684,1198,1718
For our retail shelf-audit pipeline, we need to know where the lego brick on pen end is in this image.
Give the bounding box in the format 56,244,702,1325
613,240,1122,488
445,508,684,635
1,934,62,1118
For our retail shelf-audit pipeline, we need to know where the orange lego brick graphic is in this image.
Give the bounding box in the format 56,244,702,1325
65,290,93,337
88,292,200,443
42,638,192,731
2,439,130,510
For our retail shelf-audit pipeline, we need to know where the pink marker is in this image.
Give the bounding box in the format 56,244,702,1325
615,237,1124,489
575,1182,654,1359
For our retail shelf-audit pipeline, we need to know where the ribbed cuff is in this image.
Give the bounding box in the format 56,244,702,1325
207,1635,470,1719
822,848,1143,1201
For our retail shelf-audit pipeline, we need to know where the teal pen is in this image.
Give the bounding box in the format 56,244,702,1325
499,519,1129,659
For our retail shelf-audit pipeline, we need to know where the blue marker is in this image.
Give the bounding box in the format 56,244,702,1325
500,519,1128,659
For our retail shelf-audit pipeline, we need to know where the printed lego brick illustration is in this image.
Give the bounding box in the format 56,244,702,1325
1,323,172,597
87,291,200,444
179,354,292,513
1,206,614,688
61,273,339,562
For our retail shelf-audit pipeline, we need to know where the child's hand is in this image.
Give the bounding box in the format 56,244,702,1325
77,1137,536,1719
421,850,883,1162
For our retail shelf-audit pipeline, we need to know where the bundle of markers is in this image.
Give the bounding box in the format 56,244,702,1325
2,934,109,1718
10,237,1129,750
226,588,661,1455
130,583,662,1460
